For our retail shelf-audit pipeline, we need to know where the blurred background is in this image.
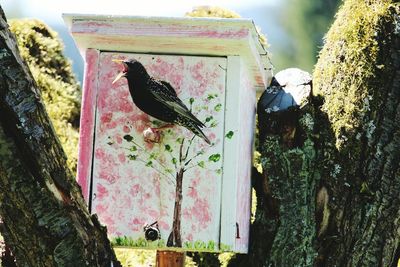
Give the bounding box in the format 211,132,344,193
2,0,340,85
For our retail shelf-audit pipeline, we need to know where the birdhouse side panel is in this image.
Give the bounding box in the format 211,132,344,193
77,48,100,201
91,52,227,251
235,66,255,253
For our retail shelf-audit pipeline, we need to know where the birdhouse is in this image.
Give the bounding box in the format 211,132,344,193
63,14,270,253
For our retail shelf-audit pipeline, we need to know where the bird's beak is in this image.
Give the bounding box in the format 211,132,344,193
112,71,125,84
112,59,127,84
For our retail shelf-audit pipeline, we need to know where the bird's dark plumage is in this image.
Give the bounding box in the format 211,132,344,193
113,59,211,144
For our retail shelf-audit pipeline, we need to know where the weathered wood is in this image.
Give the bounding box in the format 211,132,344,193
0,6,121,266
63,14,271,91
156,251,185,267
77,48,100,202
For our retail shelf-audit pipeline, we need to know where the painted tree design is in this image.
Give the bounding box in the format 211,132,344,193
117,94,226,248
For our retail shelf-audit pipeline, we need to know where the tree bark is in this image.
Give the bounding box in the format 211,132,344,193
313,1,400,266
230,1,400,266
0,6,121,267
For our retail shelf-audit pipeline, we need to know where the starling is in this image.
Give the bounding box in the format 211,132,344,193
112,59,211,144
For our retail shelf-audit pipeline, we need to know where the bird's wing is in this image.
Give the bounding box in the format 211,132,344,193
160,80,178,97
149,79,205,127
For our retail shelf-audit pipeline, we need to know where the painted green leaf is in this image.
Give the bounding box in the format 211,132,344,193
225,131,234,139
158,239,165,247
130,145,137,152
172,158,177,164
210,121,218,128
114,236,123,245
151,120,162,127
149,153,157,159
207,94,215,100
205,116,213,122
208,154,221,162
189,97,195,104
215,168,222,175
123,134,133,142
220,243,232,252
146,161,153,167
137,238,147,247
214,103,222,112
207,241,215,250
184,242,193,249
107,141,114,145
165,144,172,152
198,161,205,168
194,240,206,249
128,154,137,160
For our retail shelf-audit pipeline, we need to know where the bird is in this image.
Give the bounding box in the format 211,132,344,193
112,59,211,145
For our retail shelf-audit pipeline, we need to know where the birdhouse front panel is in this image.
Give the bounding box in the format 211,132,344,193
91,52,227,251
64,14,271,253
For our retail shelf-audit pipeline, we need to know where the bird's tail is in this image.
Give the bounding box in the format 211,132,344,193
180,119,211,145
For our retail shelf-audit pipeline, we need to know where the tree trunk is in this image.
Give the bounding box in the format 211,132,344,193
0,6,121,267
313,1,400,266
230,0,400,266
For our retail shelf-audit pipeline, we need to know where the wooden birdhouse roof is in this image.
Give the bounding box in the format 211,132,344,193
63,14,271,90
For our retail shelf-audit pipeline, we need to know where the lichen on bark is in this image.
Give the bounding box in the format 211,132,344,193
258,107,318,266
231,1,400,266
313,0,400,265
0,10,121,266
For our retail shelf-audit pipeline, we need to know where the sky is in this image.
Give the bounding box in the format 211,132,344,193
2,0,286,83
3,0,279,19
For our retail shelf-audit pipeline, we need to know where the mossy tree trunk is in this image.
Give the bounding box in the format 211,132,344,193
312,1,400,265
230,1,400,266
0,6,121,267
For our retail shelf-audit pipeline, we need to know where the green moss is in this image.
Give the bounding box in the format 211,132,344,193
313,0,394,150
111,236,228,252
259,110,318,266
310,1,399,264
10,19,81,173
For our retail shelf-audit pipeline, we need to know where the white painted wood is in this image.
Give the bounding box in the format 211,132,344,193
219,56,242,251
66,14,271,253
235,63,256,253
91,52,226,251
62,14,270,91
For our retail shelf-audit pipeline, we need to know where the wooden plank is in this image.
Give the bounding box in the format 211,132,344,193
235,65,255,253
156,251,185,267
62,14,270,91
76,48,99,202
219,56,241,251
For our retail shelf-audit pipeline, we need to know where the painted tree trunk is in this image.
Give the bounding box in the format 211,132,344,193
229,0,400,266
0,7,121,266
168,168,184,247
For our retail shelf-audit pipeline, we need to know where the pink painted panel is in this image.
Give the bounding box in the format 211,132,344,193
77,49,99,201
91,52,226,250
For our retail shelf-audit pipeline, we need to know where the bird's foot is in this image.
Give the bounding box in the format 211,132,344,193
143,124,174,143
143,127,161,143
